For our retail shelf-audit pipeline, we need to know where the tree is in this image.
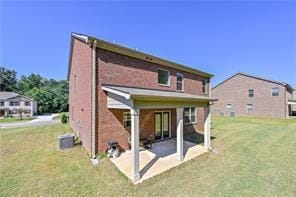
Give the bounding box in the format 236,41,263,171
0,67,17,91
16,74,44,94
16,108,24,120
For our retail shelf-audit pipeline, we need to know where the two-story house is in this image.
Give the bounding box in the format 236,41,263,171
0,91,37,117
211,73,295,118
68,33,214,182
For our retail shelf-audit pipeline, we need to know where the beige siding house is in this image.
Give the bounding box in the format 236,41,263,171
212,73,295,118
0,92,37,117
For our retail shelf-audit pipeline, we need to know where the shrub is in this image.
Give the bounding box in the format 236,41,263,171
60,113,68,124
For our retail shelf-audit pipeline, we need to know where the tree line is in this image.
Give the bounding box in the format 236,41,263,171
0,66,68,114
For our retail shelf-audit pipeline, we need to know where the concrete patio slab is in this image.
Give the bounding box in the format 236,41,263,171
111,139,208,184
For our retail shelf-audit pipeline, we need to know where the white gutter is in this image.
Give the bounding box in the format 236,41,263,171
91,40,97,158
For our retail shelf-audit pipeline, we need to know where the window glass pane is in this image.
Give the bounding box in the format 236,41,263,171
184,116,190,124
249,89,254,97
123,113,131,128
191,115,196,123
226,104,232,111
247,104,253,112
158,69,169,85
177,82,182,91
272,87,279,96
202,80,207,93
177,73,183,82
184,108,190,116
163,113,169,131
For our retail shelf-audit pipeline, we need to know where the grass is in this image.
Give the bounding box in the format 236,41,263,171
1,116,296,196
0,116,35,123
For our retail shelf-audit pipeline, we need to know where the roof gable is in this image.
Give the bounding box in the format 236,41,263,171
212,73,293,90
68,32,213,80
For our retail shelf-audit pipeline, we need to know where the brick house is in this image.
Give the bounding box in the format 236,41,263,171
0,91,37,117
68,33,214,182
211,73,295,118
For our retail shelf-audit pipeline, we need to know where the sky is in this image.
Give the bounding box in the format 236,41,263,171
1,1,296,87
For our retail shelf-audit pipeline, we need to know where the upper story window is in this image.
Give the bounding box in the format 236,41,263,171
202,80,207,94
246,104,253,112
248,89,254,98
0,101,4,106
272,87,279,96
25,101,31,106
226,104,232,111
158,68,170,86
10,101,20,106
176,73,184,91
123,112,131,128
184,107,196,124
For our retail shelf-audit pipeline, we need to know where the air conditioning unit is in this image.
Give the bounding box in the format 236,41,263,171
58,133,75,150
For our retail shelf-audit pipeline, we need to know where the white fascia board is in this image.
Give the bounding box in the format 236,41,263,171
102,87,130,99
71,33,88,43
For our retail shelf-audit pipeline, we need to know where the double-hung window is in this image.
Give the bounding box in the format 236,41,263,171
226,104,232,111
123,112,131,128
184,107,196,124
246,104,253,112
202,80,207,94
158,68,170,86
176,73,184,91
0,101,4,106
248,89,254,97
10,101,20,106
272,87,279,96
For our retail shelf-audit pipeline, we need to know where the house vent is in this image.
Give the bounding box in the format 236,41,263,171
58,134,75,150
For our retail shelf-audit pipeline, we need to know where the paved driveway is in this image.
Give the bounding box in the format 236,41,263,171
0,114,60,129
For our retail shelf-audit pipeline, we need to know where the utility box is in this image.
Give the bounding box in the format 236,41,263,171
58,133,75,150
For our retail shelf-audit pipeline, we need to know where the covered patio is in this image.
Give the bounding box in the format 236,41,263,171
102,85,212,183
111,139,207,183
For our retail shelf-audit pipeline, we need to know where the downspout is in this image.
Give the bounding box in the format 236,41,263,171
91,40,97,158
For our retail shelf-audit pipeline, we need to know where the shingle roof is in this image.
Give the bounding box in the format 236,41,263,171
0,91,20,100
102,85,214,102
68,32,214,80
0,91,33,101
212,72,293,91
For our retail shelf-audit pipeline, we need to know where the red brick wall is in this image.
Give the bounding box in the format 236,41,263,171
98,49,209,96
69,38,209,153
96,104,204,152
68,39,92,152
212,74,287,118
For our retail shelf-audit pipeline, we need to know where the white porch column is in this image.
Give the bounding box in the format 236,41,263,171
204,105,211,149
176,108,184,161
130,107,140,182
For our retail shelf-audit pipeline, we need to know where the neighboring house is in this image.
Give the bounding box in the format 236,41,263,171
0,91,37,117
211,73,295,118
68,33,214,182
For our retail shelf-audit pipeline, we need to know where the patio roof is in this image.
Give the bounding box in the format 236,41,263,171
288,99,296,105
102,85,214,102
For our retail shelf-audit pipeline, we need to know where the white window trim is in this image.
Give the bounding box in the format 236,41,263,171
248,89,254,98
123,112,131,128
154,110,171,139
246,104,253,112
271,87,279,96
202,79,207,94
226,104,232,111
158,68,170,86
184,107,197,125
176,73,184,92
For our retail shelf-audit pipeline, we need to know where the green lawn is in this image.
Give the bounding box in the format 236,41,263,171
1,116,296,196
0,117,35,123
